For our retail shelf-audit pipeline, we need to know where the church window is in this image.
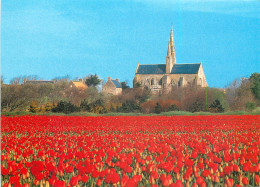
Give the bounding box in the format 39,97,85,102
178,77,183,87
151,79,154,85
159,79,162,85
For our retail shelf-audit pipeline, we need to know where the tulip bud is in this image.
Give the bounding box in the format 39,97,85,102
177,173,180,180
255,175,260,186
40,180,43,187
215,176,220,183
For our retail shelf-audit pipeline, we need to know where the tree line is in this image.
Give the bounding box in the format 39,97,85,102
1,73,259,114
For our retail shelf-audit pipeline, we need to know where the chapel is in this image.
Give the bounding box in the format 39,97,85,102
133,26,208,94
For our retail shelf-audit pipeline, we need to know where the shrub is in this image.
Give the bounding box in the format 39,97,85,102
80,99,107,114
155,102,163,114
209,99,225,113
189,99,204,113
80,100,91,112
29,101,39,113
90,99,107,114
141,100,157,114
52,101,80,114
167,104,179,111
118,100,142,113
245,102,256,112
45,102,55,112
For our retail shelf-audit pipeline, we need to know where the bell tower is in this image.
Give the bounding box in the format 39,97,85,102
166,26,176,74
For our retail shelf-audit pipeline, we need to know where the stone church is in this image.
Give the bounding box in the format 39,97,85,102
133,26,208,94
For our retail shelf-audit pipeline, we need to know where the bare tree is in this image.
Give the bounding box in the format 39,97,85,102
226,78,256,110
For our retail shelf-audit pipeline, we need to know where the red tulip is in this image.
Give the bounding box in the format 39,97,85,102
96,179,102,186
35,172,43,181
196,176,204,186
121,175,129,187
70,176,78,186
175,180,183,187
92,169,100,178
225,178,233,187
1,168,8,175
82,175,89,183
242,177,249,185
54,180,66,187
255,175,260,186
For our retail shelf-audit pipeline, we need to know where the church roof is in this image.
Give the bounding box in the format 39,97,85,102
136,63,201,75
136,64,166,74
111,80,122,88
171,63,201,74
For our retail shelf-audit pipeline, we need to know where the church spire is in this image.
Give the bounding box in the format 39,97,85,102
166,25,176,74
170,25,175,57
167,39,171,56
170,25,173,42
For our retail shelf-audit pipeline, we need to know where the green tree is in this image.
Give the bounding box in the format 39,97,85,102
52,101,80,114
209,99,225,113
121,81,130,90
85,74,101,87
167,104,179,112
118,100,142,113
155,102,163,114
189,99,204,113
80,100,91,112
249,73,260,101
245,102,256,112
135,82,141,88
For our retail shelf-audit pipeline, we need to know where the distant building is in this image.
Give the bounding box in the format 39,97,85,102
102,77,122,95
133,26,208,94
24,80,55,84
69,79,88,90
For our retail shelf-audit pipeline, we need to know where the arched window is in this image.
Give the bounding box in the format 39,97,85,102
178,77,183,87
144,79,150,87
151,79,154,85
159,79,162,85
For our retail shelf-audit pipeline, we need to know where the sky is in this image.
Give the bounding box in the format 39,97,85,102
1,0,260,88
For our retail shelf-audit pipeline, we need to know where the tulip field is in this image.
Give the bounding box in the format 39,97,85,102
1,115,260,187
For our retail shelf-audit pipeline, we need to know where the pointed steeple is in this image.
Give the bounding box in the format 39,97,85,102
166,25,176,74
170,25,175,57
170,25,173,42
167,39,171,56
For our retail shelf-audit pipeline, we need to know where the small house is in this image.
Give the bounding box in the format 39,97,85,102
102,77,122,95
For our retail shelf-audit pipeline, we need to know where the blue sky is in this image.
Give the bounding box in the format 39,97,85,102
2,0,260,88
